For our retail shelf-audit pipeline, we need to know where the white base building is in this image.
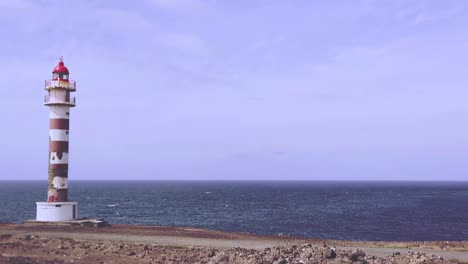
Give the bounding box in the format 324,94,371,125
36,202,78,222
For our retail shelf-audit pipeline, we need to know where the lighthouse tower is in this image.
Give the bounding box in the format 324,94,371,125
36,58,78,222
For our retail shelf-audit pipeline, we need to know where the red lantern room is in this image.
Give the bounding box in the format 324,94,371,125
52,57,70,81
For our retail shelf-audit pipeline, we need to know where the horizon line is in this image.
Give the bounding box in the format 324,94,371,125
0,179,467,182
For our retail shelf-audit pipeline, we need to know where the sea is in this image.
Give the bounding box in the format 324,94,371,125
0,181,467,241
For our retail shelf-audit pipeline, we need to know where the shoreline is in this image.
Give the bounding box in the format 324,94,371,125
3,222,466,243
1,223,467,263
2,223,467,249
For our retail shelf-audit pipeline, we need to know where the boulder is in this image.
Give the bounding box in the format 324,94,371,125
350,249,366,262
325,247,337,259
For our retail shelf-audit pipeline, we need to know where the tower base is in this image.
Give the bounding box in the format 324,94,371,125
36,201,78,221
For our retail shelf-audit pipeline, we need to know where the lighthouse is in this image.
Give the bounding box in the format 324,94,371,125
36,58,78,222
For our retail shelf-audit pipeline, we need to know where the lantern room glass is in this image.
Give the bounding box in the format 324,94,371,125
53,73,69,80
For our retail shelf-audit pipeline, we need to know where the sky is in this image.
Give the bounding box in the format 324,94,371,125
0,0,467,181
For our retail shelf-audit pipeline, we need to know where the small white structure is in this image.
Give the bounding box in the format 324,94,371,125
36,202,78,222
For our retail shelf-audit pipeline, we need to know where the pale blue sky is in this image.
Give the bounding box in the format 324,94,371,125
0,0,467,180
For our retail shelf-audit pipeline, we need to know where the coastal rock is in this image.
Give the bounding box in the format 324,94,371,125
350,248,366,261
0,233,455,264
207,249,216,257
272,257,287,264
0,234,12,240
212,252,230,263
58,245,68,250
325,247,337,259
282,247,293,254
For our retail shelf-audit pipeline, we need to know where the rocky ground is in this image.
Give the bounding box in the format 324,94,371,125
0,224,466,264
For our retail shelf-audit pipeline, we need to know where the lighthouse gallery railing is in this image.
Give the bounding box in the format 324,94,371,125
45,80,77,90
44,95,76,105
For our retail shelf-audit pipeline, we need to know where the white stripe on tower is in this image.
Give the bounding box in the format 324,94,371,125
52,177,68,189
49,152,69,165
49,106,70,119
49,129,69,141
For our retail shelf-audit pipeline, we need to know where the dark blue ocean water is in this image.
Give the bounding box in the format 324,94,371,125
0,181,467,241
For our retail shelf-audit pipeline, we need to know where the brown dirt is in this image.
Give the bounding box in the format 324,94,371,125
0,224,466,263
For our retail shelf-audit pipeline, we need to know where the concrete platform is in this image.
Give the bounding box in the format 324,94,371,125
24,218,108,228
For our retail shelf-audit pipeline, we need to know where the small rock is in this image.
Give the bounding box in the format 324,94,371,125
213,252,230,263
273,257,287,264
325,247,337,259
58,245,68,250
0,234,12,239
207,250,216,257
350,249,366,261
